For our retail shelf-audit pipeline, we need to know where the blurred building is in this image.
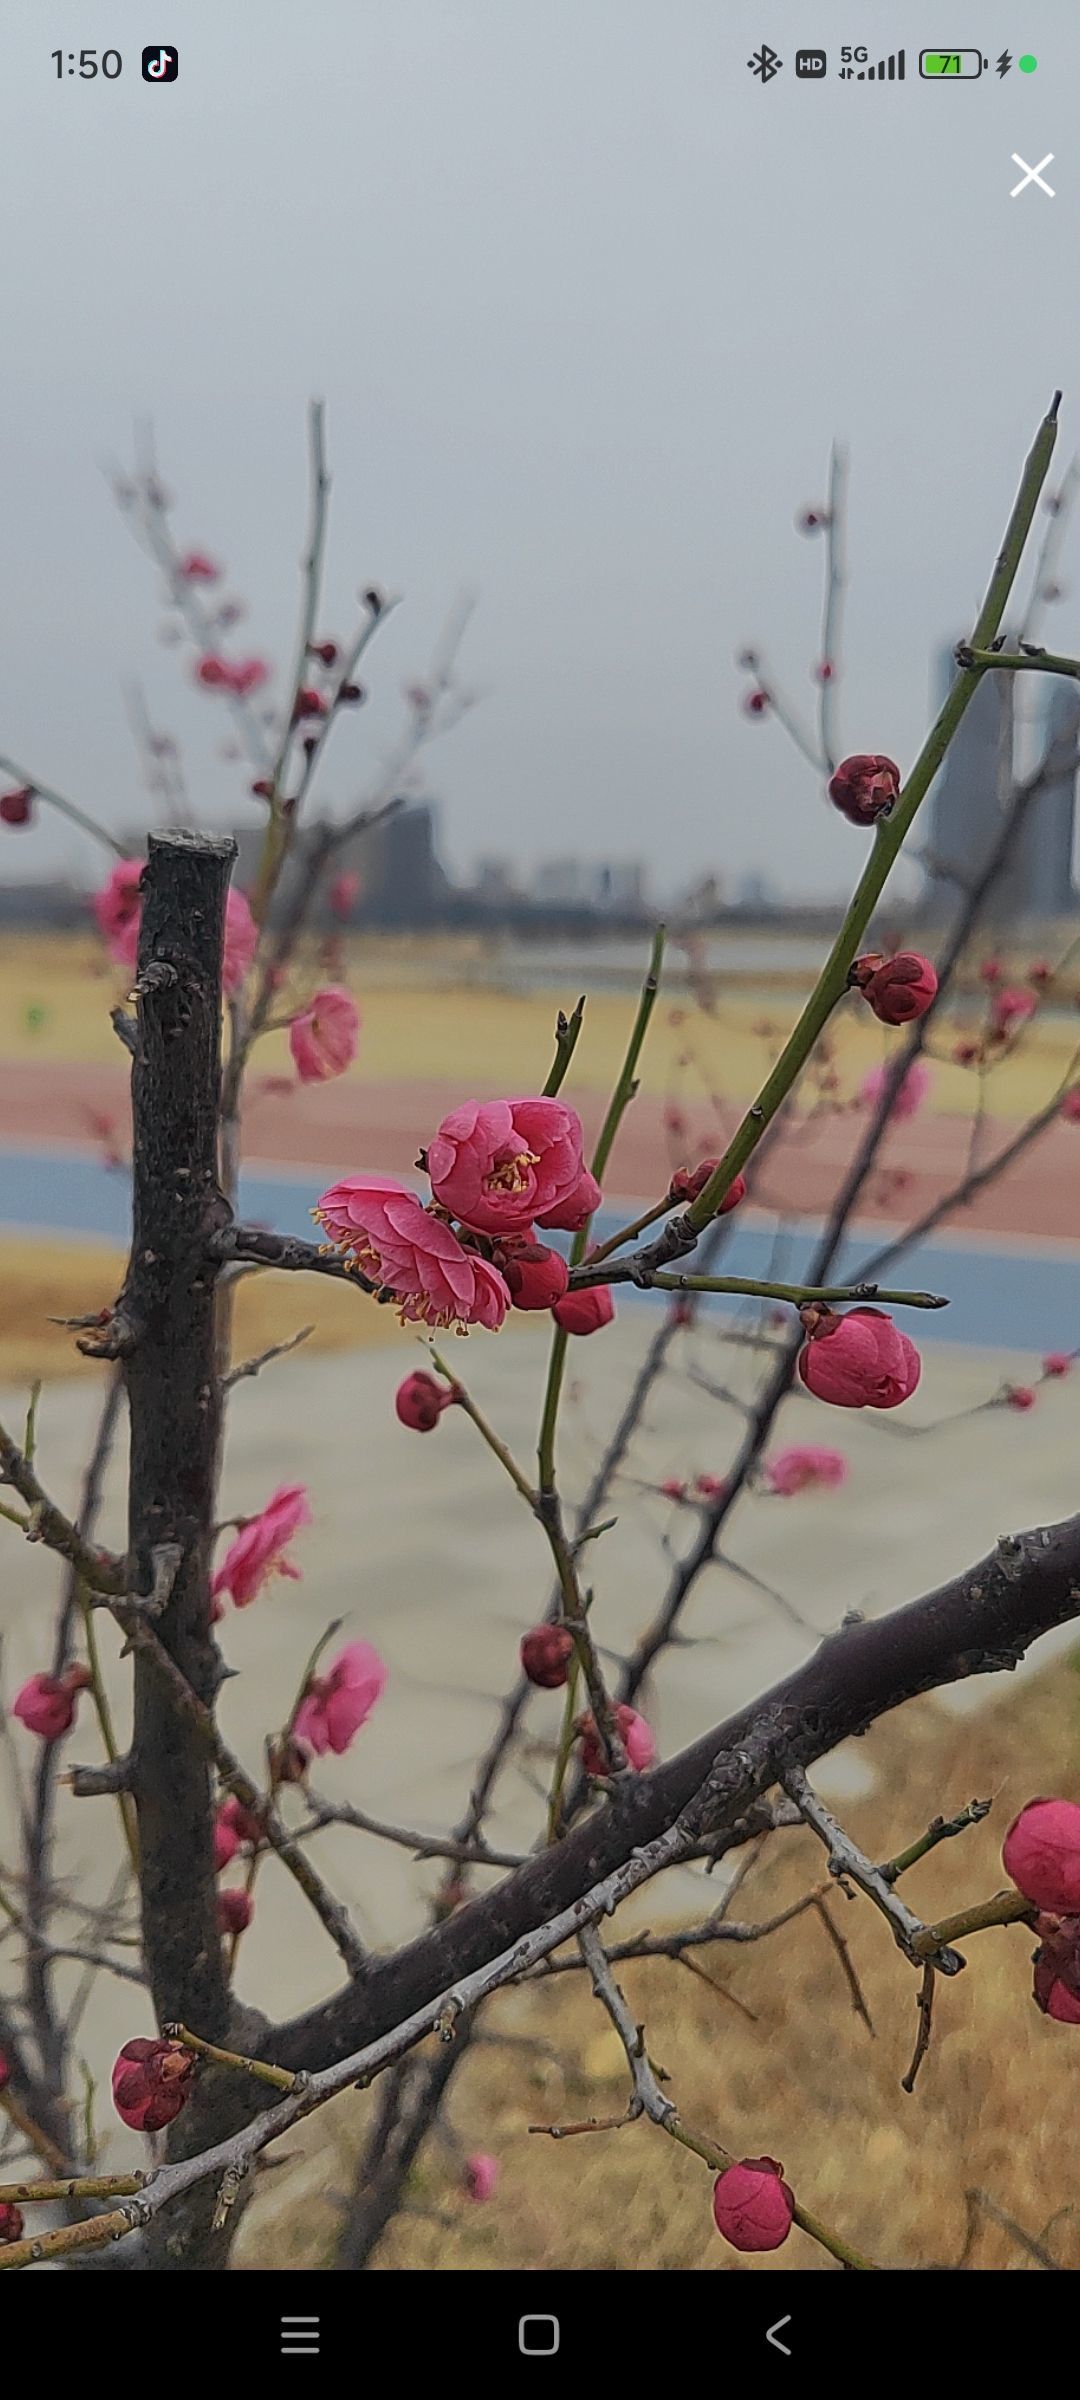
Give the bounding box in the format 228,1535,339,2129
921,643,1078,923
233,801,454,928
530,858,648,914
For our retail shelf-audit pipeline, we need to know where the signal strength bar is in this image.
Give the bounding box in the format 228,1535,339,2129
841,50,905,81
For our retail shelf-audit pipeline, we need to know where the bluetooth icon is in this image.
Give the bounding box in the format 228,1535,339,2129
748,45,783,83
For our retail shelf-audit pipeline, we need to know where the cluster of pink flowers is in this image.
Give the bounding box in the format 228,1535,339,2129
798,1306,921,1411
93,861,257,994
1003,1797,1080,2024
318,1098,614,1339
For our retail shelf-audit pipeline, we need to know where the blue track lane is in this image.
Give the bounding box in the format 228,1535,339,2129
0,1145,1076,1355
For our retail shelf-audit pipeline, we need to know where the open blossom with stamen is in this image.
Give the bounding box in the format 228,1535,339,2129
212,1484,311,1609
292,1640,387,1756
12,1665,92,1742
426,1098,584,1236
799,1307,921,1411
112,2038,195,2133
288,986,359,1083
765,1445,848,1496
314,1176,510,1330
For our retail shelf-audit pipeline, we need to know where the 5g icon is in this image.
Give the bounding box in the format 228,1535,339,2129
142,46,179,81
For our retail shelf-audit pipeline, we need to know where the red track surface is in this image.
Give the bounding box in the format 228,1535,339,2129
2,1059,1078,1243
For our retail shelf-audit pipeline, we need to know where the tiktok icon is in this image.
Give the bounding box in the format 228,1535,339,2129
141,46,179,82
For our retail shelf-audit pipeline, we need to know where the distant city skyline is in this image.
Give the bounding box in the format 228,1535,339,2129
1,2,1078,902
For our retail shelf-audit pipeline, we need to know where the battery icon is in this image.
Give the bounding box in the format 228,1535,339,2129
919,50,985,78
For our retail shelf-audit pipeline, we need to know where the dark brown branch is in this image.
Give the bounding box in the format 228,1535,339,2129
272,1510,1080,2075
123,831,236,2053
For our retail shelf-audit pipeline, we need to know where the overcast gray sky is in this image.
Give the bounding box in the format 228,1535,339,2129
1,1,1078,899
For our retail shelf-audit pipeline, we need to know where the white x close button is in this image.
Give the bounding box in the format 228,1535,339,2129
1010,152,1055,197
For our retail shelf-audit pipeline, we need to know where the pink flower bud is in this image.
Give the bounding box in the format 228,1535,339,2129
213,1809,241,1872
520,1624,574,1688
712,2157,794,2252
395,1370,455,1432
464,2152,499,2202
765,1445,847,1496
309,640,338,666
498,1238,570,1311
798,1306,921,1411
953,1039,981,1066
743,688,770,718
250,778,274,800
12,1665,91,1743
328,870,361,920
293,686,327,720
1062,1089,1080,1124
0,2203,24,2245
229,658,270,697
195,653,230,688
577,1703,655,1777
216,1887,254,1936
991,987,1037,1036
111,2037,195,2133
694,1473,727,1500
660,1477,687,1501
1043,1353,1072,1378
219,1794,264,1848
1003,1798,1080,1914
1028,960,1053,986
850,951,938,1026
667,1158,746,1216
980,956,1003,985
814,659,834,684
551,1285,615,1337
178,550,220,582
0,785,34,827
827,754,901,826
1006,1385,1036,1412
339,682,365,704
797,508,828,535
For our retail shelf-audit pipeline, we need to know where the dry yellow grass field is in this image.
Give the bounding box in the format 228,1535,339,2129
242,1656,1080,2273
1,930,1075,1117
0,1236,418,1386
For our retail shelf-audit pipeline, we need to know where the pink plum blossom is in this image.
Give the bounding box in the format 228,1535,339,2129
313,1176,510,1331
288,986,359,1083
426,1098,584,1236
765,1445,848,1497
212,1484,312,1609
858,1058,931,1121
799,1308,921,1410
292,1640,387,1756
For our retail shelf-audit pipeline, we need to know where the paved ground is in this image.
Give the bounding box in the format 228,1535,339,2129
3,1310,1077,2117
